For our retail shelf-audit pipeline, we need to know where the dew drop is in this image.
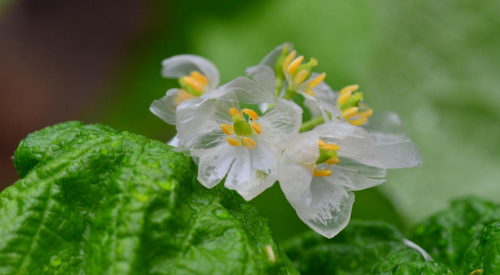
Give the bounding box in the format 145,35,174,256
50,255,62,267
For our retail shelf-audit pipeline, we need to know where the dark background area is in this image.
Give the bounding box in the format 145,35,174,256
1,0,499,241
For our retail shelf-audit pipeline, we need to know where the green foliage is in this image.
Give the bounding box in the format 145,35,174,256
409,198,500,273
0,121,298,275
465,221,500,275
283,220,454,274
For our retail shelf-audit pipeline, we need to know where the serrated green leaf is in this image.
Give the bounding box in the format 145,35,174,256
0,121,298,275
409,198,500,272
284,220,452,274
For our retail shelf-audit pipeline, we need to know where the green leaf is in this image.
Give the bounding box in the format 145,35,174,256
464,221,500,275
283,220,453,274
0,121,298,275
409,198,500,272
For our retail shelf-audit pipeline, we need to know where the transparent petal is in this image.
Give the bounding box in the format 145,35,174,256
196,143,236,188
327,158,386,191
221,65,276,104
256,98,303,151
176,93,240,150
300,91,342,122
314,121,422,169
161,54,220,90
167,134,180,147
362,111,411,145
225,143,278,200
149,88,182,125
259,42,293,67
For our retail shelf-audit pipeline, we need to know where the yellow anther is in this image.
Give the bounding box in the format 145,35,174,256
321,143,341,151
251,123,262,135
190,71,208,86
221,124,234,135
287,56,304,74
326,157,340,165
226,137,240,147
303,88,315,96
313,167,332,177
173,89,196,106
348,117,368,126
307,72,326,88
182,76,204,92
341,107,359,119
339,84,359,96
229,108,240,117
282,50,297,73
243,137,257,149
293,70,308,85
357,108,373,118
318,139,326,146
337,91,352,105
242,109,258,121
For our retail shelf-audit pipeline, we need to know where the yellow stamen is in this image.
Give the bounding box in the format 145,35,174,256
242,109,258,121
321,143,341,151
251,123,262,135
229,108,239,117
221,124,234,135
318,139,326,146
182,76,204,92
336,91,352,105
293,70,308,85
341,107,359,119
282,50,297,73
226,137,240,146
326,158,340,165
307,72,326,88
243,137,257,149
313,167,332,177
339,84,359,96
348,118,368,126
190,71,208,86
304,88,315,96
357,108,373,118
287,56,304,74
173,89,196,106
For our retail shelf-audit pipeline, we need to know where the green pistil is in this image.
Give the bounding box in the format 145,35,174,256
316,148,337,164
233,121,253,136
339,92,363,110
178,79,202,97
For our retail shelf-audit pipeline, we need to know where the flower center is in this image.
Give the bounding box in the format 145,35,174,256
313,139,341,177
178,71,209,98
336,85,373,126
281,50,326,96
221,108,262,149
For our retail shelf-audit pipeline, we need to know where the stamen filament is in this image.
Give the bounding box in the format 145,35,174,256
243,137,257,149
341,107,359,119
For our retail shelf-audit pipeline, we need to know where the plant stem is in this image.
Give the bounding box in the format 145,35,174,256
300,116,325,132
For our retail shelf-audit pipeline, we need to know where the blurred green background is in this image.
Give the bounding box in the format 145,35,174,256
1,0,499,241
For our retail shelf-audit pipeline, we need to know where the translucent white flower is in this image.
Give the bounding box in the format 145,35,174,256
279,120,422,238
176,67,303,200
150,55,220,125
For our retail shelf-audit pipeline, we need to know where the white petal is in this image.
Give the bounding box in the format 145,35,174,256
300,91,342,122
149,88,182,125
196,143,236,188
256,98,303,151
175,94,239,150
259,42,293,67
225,143,278,200
161,54,220,90
314,121,422,169
167,134,180,147
221,65,276,104
362,111,411,145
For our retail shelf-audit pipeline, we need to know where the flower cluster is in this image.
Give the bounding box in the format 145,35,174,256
150,43,422,238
